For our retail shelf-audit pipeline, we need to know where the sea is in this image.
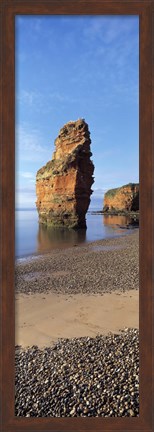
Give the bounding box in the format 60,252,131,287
15,197,137,259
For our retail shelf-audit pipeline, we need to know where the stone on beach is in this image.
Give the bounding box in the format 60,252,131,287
15,329,139,417
15,231,139,295
15,231,139,418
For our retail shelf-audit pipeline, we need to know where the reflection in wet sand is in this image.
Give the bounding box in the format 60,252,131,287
37,224,86,253
36,215,138,255
103,214,139,228
16,210,140,258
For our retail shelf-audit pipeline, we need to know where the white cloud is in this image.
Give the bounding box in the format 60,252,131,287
32,17,42,32
20,171,35,179
69,17,138,107
17,89,79,113
15,124,52,163
48,91,79,104
92,188,107,197
17,90,43,107
16,185,35,194
15,183,36,209
15,191,36,209
83,16,138,44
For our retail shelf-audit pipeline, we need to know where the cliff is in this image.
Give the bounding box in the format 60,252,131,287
103,183,139,212
36,119,94,229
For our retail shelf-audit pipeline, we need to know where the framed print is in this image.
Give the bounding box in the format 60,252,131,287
0,0,153,431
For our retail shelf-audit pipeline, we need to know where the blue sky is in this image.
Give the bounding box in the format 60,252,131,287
15,15,139,209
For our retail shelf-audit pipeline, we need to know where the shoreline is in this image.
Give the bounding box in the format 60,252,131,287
90,210,139,216
15,231,139,417
15,230,139,296
15,230,139,347
15,222,138,262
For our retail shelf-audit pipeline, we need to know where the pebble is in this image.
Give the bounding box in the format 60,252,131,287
15,231,139,295
15,328,139,417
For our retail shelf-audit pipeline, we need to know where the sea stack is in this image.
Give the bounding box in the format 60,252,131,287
36,119,94,229
103,183,139,212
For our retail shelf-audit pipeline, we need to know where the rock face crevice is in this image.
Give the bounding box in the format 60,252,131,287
103,183,139,212
36,119,94,229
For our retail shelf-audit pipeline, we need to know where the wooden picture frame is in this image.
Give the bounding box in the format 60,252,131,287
0,0,153,431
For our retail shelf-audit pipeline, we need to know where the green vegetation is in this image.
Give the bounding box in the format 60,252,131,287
105,183,139,198
39,211,79,229
105,187,120,198
122,182,139,188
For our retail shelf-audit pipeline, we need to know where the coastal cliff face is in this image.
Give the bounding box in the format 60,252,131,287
103,183,139,212
36,119,94,229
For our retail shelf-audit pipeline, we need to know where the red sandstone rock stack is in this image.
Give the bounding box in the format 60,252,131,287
36,119,94,229
103,183,139,212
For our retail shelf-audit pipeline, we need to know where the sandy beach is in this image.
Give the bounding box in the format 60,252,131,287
15,229,139,347
15,230,139,417
16,290,138,348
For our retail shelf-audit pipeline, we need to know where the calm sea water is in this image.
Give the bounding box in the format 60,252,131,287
15,198,137,258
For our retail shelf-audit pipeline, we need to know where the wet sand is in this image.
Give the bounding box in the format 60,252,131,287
15,289,138,348
15,230,139,348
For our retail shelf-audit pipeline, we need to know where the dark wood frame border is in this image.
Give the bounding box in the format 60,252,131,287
0,1,153,431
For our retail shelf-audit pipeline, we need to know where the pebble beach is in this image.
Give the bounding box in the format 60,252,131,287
15,229,139,417
15,230,139,295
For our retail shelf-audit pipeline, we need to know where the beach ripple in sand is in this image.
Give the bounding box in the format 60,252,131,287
15,328,139,417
